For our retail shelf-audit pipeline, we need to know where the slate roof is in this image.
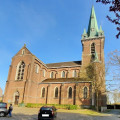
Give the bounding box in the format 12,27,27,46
46,61,81,68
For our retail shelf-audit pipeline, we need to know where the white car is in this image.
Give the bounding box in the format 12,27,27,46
0,102,8,117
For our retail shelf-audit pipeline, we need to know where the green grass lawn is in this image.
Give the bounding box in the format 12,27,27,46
57,109,111,116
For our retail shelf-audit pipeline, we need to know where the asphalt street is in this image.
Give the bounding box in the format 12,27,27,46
0,111,120,120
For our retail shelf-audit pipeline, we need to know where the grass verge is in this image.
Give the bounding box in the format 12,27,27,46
57,109,111,116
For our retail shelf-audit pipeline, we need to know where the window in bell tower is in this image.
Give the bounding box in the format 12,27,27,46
91,43,96,61
91,43,95,54
82,43,84,52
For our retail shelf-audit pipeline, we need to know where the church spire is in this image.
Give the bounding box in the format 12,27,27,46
87,6,98,37
82,6,104,40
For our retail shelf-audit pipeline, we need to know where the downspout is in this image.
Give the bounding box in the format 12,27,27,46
59,84,62,104
46,85,49,104
73,84,76,105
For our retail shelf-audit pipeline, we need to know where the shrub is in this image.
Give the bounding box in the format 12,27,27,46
66,105,78,110
25,103,78,110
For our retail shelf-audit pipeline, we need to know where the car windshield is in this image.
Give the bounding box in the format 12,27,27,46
0,103,6,107
41,107,52,111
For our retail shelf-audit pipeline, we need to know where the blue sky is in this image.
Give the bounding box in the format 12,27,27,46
0,0,119,97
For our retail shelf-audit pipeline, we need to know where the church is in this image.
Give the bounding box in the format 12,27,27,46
3,6,106,109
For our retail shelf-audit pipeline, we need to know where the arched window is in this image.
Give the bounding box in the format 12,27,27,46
41,87,45,98
91,43,96,61
16,61,25,80
83,87,87,99
50,72,54,78
35,64,39,73
73,70,77,77
43,69,46,77
61,71,65,78
68,87,72,98
91,43,95,54
54,87,58,98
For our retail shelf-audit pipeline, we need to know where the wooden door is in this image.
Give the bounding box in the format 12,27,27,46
15,96,19,105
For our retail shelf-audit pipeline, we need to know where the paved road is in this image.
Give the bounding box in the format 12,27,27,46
0,107,120,120
0,112,120,120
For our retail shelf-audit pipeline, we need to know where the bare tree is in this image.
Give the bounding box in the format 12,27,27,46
85,62,106,111
96,0,120,38
106,50,120,103
108,50,120,66
113,89,119,103
108,50,120,87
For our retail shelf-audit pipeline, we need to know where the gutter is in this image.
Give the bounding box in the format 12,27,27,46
39,81,92,84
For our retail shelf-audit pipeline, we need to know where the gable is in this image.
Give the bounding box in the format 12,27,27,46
14,45,33,57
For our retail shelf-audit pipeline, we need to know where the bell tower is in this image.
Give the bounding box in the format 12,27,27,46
81,6,105,66
81,6,107,108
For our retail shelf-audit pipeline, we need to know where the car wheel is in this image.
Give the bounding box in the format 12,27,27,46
0,112,5,117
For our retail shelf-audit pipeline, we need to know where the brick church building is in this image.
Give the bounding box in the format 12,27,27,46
3,6,106,108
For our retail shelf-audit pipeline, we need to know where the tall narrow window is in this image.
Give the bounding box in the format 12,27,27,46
62,71,65,78
73,70,77,77
43,69,46,77
16,61,25,80
83,87,87,99
91,43,95,61
54,87,58,98
91,43,95,54
82,43,84,52
35,64,39,73
50,72,54,78
68,87,72,98
41,87,45,98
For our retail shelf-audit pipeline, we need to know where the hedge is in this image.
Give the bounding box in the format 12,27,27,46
25,103,78,110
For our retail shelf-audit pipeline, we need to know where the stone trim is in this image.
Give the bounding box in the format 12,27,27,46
81,36,105,41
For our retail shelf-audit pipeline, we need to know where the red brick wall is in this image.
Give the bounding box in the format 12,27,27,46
37,82,91,106
3,37,106,107
81,38,105,66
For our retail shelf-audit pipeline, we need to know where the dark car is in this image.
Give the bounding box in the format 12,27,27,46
0,102,8,117
38,106,57,120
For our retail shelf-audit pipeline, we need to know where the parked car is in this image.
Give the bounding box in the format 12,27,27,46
38,106,57,120
0,102,8,117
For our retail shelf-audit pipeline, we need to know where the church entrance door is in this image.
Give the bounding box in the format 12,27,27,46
14,91,19,105
15,95,19,105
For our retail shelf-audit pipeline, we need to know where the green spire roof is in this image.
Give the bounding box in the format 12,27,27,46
99,25,103,32
87,6,98,37
83,29,86,34
82,6,104,40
